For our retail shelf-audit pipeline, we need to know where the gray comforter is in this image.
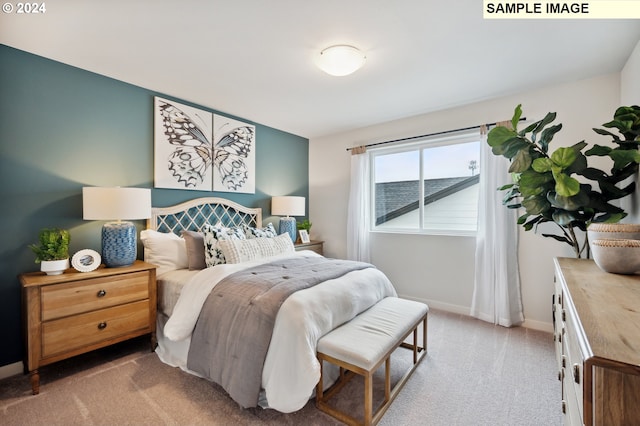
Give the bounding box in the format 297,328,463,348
186,255,373,408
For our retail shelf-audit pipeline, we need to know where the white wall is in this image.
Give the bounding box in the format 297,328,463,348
621,38,640,106
310,72,623,332
619,38,640,222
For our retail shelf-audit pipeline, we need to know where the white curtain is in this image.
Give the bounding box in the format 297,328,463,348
471,124,524,327
346,146,371,262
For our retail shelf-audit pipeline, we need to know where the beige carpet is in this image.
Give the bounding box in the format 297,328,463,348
0,309,561,425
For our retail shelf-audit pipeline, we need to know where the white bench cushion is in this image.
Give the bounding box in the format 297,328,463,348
317,297,428,371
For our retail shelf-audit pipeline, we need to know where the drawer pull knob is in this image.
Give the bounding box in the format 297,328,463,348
573,364,580,384
97,289,107,297
97,322,107,330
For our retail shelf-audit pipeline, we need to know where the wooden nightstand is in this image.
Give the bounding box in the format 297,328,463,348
295,240,324,256
19,260,157,395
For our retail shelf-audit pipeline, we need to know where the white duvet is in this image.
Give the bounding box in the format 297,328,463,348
161,251,397,413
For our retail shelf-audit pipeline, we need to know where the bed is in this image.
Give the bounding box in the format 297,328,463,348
144,197,397,413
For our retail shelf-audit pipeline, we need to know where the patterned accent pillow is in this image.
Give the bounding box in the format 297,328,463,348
202,223,246,267
243,222,278,239
218,233,295,264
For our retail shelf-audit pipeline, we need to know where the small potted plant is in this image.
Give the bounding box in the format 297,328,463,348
29,228,71,275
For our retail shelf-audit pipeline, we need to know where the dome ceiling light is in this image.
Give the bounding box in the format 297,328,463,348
317,45,366,77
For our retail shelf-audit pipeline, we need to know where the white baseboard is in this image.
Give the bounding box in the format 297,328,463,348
0,361,23,380
397,294,553,333
522,318,553,333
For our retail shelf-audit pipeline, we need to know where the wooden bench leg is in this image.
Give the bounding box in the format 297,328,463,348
365,372,373,426
384,357,391,403
317,358,324,402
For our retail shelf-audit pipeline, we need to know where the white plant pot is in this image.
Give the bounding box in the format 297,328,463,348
41,258,69,276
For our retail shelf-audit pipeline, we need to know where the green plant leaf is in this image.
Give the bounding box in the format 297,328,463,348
541,233,573,246
531,112,557,139
546,189,589,211
592,212,627,223
508,149,532,173
522,215,545,231
585,144,612,156
519,170,552,196
517,213,529,225
579,167,606,180
522,195,550,215
552,209,580,226
539,124,562,153
532,158,553,173
609,148,640,170
501,138,530,159
599,180,631,200
592,128,621,141
511,104,522,131
550,147,576,168
554,172,580,197
487,126,517,147
565,152,587,175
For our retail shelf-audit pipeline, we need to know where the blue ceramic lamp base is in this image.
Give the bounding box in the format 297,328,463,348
279,217,297,242
102,221,137,267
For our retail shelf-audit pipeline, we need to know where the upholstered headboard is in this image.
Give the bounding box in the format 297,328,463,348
147,197,262,234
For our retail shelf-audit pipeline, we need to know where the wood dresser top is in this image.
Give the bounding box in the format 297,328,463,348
19,260,156,287
555,257,640,368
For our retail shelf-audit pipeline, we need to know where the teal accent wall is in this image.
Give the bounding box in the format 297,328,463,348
0,45,309,368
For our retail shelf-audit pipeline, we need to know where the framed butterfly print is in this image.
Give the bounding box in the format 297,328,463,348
154,97,256,193
213,114,255,194
154,97,213,191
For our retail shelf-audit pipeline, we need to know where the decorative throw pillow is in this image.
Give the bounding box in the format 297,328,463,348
139,229,188,276
202,223,246,267
181,230,207,270
219,233,295,264
243,222,278,239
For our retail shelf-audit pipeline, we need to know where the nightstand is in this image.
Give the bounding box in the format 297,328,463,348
19,260,157,395
295,240,324,256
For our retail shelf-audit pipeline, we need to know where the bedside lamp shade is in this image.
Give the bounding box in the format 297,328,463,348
83,187,151,267
272,196,305,242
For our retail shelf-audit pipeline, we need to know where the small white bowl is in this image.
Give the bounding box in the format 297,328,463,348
591,238,640,275
588,223,640,244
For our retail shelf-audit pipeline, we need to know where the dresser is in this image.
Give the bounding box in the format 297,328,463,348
553,257,640,425
20,260,157,394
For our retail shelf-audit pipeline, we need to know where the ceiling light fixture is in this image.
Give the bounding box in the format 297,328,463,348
317,45,366,77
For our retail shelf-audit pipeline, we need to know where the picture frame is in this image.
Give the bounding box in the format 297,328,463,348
71,249,101,272
299,229,310,244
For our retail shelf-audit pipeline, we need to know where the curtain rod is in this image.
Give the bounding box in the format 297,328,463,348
345,118,527,151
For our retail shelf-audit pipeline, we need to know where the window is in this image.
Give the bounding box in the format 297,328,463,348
371,131,480,235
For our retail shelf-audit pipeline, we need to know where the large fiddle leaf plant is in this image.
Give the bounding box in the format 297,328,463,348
488,104,640,258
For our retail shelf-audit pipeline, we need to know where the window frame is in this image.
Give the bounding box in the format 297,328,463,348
369,130,480,237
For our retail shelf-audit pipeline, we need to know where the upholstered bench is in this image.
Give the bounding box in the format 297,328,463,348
316,297,428,426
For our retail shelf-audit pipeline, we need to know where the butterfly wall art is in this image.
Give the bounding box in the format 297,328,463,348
153,97,256,193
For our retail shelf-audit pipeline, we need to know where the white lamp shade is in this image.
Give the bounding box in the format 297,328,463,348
271,196,305,217
317,45,366,77
83,187,151,220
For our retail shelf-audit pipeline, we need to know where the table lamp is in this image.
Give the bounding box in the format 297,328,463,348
271,196,305,242
83,187,151,267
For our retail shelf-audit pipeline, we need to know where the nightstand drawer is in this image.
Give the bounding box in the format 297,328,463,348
42,300,150,357
41,271,150,321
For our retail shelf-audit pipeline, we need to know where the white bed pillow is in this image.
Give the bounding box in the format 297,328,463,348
219,233,295,264
140,229,188,276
